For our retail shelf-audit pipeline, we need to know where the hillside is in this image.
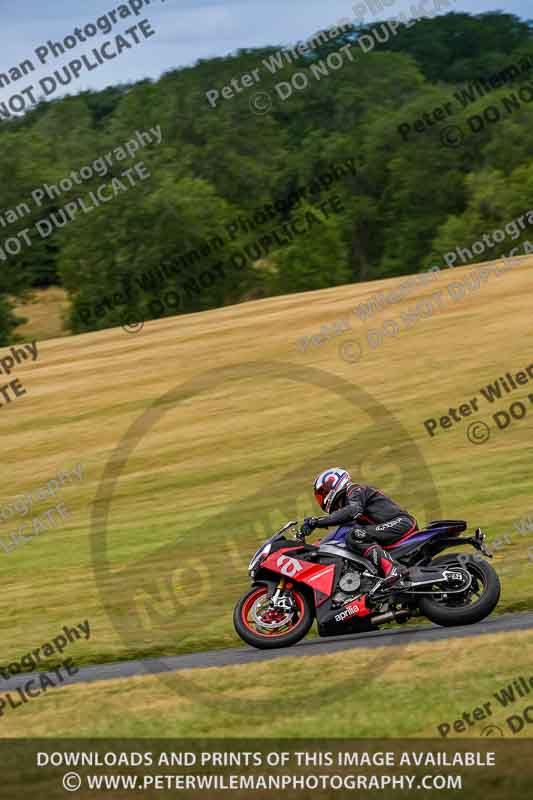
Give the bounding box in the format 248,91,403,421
1,252,532,684
2,11,533,345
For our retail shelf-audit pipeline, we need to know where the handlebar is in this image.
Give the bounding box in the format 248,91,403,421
274,520,311,541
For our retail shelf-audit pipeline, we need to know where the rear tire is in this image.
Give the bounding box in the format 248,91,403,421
418,553,500,627
233,585,313,650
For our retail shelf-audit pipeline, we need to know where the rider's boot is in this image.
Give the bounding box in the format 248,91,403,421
364,544,409,596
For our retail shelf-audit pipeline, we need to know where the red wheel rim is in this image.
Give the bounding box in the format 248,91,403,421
241,587,305,638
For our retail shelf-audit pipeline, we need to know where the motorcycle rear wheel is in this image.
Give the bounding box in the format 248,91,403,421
418,553,500,627
233,585,313,649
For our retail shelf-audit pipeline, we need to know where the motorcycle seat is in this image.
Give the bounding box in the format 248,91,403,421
425,519,467,534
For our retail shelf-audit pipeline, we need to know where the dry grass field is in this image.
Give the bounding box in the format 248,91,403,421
11,287,70,342
2,627,532,738
0,255,532,737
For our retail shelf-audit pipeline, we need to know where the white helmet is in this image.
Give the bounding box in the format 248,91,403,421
313,468,352,513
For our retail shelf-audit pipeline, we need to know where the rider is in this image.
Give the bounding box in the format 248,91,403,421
301,468,418,591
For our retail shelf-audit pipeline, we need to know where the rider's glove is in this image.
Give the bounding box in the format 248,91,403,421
301,517,318,536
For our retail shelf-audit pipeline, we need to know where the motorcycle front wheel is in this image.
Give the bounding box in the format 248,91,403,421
233,585,313,649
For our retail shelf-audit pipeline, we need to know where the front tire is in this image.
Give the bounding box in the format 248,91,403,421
418,553,500,627
233,585,313,649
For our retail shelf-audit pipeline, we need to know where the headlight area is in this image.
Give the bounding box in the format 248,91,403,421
248,543,272,575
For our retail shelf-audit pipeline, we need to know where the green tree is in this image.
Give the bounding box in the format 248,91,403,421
274,200,351,293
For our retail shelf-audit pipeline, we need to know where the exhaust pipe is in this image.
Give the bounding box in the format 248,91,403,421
370,609,410,625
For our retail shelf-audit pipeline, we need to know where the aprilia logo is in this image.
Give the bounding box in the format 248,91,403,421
335,604,359,622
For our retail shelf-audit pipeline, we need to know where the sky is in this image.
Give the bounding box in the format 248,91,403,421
0,0,530,105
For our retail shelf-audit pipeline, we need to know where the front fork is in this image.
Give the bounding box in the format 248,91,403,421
270,578,297,611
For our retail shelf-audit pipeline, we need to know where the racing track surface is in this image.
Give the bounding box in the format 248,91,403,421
2,611,532,692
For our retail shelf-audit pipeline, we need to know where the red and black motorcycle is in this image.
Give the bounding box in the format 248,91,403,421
233,519,500,649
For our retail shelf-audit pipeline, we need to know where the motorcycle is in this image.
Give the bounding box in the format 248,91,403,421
233,518,500,649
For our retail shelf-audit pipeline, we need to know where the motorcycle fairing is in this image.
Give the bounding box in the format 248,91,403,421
315,593,374,636
261,547,336,606
261,545,376,630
